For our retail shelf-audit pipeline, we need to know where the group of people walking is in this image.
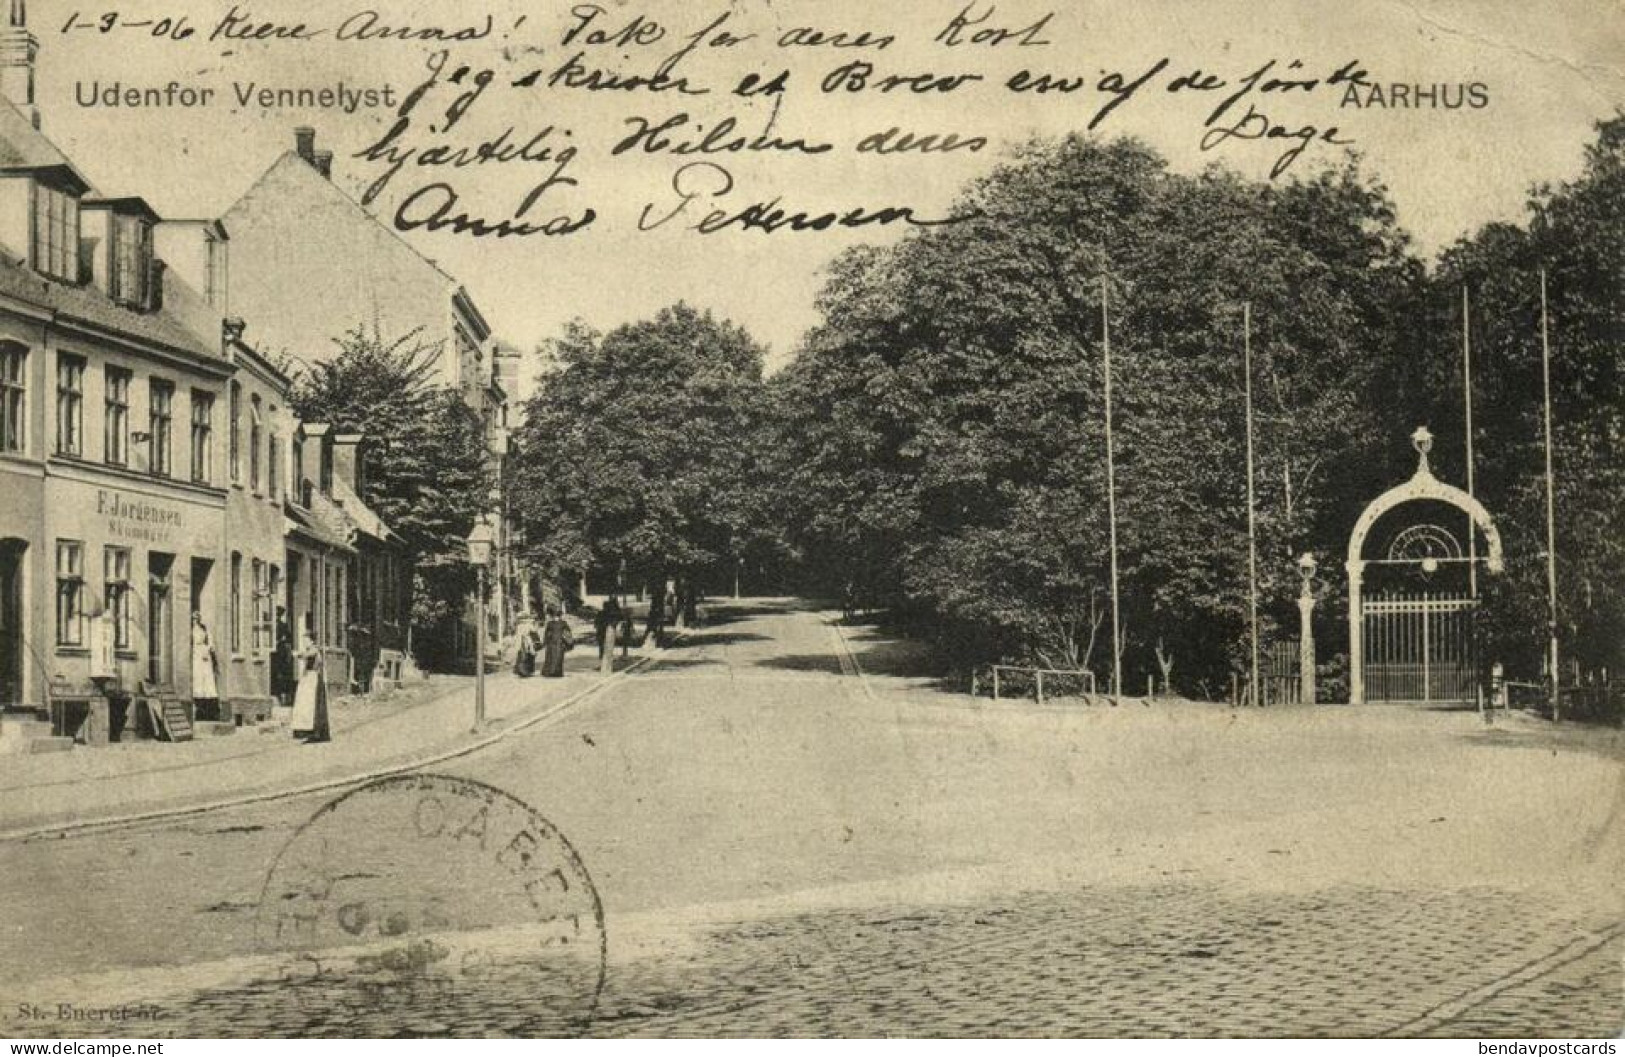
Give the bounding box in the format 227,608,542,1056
512,597,637,679
513,606,575,678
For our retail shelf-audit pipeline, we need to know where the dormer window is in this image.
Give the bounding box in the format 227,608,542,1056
31,181,79,283
111,213,153,308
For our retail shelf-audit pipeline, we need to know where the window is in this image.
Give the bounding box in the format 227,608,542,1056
149,379,173,476
111,214,152,307
328,564,342,646
0,343,24,453
292,434,307,506
55,355,84,456
268,427,280,499
190,391,213,483
268,564,282,638
104,366,130,465
249,394,262,493
31,182,80,283
56,540,85,647
229,382,241,483
104,547,131,650
252,558,272,651
230,552,242,653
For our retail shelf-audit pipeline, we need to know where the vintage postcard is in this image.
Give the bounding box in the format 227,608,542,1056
0,0,1620,1041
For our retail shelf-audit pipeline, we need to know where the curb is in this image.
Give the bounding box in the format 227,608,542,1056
0,657,651,844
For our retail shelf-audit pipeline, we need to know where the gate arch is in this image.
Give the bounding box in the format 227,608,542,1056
1347,428,1503,704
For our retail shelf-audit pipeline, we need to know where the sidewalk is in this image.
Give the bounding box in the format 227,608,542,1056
0,651,646,837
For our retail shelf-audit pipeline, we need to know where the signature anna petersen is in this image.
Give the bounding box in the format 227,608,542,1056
638,161,974,235
390,161,972,240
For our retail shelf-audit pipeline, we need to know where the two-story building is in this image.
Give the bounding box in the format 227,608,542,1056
0,97,236,725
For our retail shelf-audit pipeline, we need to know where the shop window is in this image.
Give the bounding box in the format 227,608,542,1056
56,540,85,647
149,379,173,477
0,343,25,454
56,354,84,456
104,366,130,465
190,390,213,484
104,547,131,650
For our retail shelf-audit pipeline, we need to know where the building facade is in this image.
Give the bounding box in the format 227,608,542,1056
0,99,236,720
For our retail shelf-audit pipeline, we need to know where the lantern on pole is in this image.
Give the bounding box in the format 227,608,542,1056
465,517,496,732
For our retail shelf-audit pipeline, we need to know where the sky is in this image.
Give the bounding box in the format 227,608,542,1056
30,0,1625,384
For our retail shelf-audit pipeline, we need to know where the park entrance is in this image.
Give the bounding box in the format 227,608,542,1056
1347,429,1503,706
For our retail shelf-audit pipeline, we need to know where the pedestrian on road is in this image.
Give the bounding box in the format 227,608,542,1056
190,612,220,722
541,606,572,678
290,616,330,743
597,596,624,675
513,612,540,678
270,608,296,709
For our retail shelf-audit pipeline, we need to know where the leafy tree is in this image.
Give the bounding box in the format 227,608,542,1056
773,135,1421,693
512,304,772,620
289,326,493,667
1423,114,1625,685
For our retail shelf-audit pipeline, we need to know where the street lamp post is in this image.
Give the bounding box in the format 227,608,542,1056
1297,552,1319,706
466,518,496,733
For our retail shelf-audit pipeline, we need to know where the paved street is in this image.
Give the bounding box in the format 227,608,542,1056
1,600,1620,1038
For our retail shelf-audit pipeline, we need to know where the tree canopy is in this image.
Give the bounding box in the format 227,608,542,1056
512,303,774,604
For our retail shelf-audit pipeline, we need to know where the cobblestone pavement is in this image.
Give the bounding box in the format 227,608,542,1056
6,882,1619,1038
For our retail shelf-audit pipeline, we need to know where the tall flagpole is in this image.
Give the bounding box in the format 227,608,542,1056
1102,277,1122,700
1463,285,1478,599
1539,269,1561,720
1243,303,1261,708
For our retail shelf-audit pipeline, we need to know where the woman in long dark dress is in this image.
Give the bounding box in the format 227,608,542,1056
540,607,572,678
270,608,297,709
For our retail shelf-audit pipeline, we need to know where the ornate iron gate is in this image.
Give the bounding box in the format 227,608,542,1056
1361,593,1478,704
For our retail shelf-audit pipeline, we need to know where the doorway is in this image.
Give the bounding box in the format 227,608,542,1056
189,556,213,638
0,539,25,707
148,553,174,687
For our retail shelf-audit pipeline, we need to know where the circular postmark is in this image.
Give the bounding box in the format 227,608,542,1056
254,774,606,1037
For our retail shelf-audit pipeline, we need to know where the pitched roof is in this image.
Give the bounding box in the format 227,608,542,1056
330,474,400,546
284,493,355,553
0,255,220,363
0,99,92,194
225,151,456,286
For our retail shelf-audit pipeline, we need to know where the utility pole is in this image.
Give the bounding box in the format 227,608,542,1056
1463,285,1478,599
1539,269,1561,721
1101,277,1123,701
1243,303,1261,708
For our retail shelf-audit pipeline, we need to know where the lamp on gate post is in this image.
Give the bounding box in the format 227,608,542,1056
466,518,496,732
1297,552,1320,706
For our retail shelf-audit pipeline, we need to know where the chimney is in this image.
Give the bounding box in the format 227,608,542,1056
331,432,365,496
313,150,333,179
300,423,331,501
0,0,39,129
294,126,316,164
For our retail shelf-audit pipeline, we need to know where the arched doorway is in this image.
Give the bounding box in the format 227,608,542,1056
1347,428,1503,705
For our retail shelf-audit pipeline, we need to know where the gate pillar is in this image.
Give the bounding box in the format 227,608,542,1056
1347,558,1365,704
